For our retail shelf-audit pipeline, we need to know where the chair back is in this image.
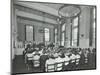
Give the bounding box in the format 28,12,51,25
33,60,40,67
27,53,33,60
32,55,40,67
47,64,55,72
85,57,88,63
64,61,69,66
75,58,80,65
70,59,76,63
56,62,63,71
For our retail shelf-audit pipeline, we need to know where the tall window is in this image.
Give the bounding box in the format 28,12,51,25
44,28,50,42
26,25,34,41
61,23,65,46
72,17,79,46
55,28,57,43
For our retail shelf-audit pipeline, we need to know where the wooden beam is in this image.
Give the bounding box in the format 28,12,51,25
16,9,58,25
14,1,59,17
14,4,59,20
17,16,57,26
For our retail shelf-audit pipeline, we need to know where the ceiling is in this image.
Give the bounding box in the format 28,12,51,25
14,1,63,16
37,3,64,10
13,1,81,25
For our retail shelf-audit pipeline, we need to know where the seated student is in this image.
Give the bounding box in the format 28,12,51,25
60,53,70,71
33,53,40,67
45,56,55,72
78,49,82,55
87,48,94,67
32,47,39,55
84,49,89,63
25,43,31,51
40,54,49,72
79,50,85,65
46,47,52,55
69,52,76,70
42,48,47,55
53,53,59,58
64,51,71,56
25,49,34,64
59,53,65,61
38,48,43,55
64,54,70,65
55,55,64,71
75,52,81,59
70,53,76,63
75,52,81,65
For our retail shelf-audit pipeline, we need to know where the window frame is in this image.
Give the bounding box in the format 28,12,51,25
44,28,50,42
71,16,79,46
25,25,34,41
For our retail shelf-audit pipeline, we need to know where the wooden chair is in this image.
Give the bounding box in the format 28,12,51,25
70,59,76,70
46,63,56,72
85,57,88,64
32,55,40,67
25,53,33,70
70,59,76,63
32,60,40,67
25,53,33,63
64,60,69,66
56,62,63,71
63,61,70,70
75,58,80,70
75,58,80,65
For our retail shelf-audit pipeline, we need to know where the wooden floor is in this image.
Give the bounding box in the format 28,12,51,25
12,55,96,75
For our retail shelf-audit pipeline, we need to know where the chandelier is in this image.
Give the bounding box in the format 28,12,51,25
57,5,81,24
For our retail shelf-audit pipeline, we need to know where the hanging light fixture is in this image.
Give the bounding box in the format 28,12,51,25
58,5,81,18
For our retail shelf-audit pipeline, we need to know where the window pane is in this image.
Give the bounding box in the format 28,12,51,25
55,28,57,34
62,23,65,31
72,39,77,46
73,17,78,27
73,28,78,39
44,28,50,42
72,16,79,46
61,33,64,46
61,23,65,46
26,25,33,41
72,28,78,46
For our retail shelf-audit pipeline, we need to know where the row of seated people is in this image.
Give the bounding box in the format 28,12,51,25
24,49,80,71
23,45,96,72
23,41,96,71
45,52,80,72
46,48,96,72
23,42,54,55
